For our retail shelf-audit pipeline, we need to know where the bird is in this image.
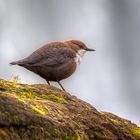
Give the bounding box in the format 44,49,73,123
10,40,95,91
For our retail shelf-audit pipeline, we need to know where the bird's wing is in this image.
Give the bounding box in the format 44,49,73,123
21,43,76,67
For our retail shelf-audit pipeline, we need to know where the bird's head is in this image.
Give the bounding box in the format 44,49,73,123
66,40,96,54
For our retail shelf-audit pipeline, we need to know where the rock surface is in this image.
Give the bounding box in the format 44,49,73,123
0,79,140,140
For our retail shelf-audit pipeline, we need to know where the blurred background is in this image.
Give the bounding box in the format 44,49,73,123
0,0,140,124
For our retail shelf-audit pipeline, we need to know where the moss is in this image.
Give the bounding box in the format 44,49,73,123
12,115,20,123
16,91,38,99
0,79,23,94
0,79,15,90
54,128,60,135
0,79,35,94
123,120,129,124
75,130,81,140
41,94,67,103
131,127,140,137
0,79,66,104
17,98,26,103
110,119,120,124
110,118,130,125
62,130,81,140
30,105,48,116
16,92,67,104
5,112,20,123
63,133,74,140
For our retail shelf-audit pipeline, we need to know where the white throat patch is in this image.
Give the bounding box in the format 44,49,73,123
75,49,86,65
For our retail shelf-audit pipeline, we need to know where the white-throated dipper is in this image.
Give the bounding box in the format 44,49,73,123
10,40,95,91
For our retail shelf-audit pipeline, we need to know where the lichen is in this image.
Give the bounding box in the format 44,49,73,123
131,127,140,137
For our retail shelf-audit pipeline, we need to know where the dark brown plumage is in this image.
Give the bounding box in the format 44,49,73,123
10,40,95,91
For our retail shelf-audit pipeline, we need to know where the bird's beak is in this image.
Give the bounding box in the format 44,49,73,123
86,48,96,51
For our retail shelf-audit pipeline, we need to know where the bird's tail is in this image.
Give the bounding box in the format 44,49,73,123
10,61,19,65
10,60,24,65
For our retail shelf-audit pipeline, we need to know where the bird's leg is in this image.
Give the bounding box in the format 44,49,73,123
46,80,50,85
57,81,65,91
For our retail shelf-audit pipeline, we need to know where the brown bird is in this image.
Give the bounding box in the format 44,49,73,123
10,40,95,91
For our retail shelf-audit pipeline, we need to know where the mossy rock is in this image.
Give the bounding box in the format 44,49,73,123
0,79,139,140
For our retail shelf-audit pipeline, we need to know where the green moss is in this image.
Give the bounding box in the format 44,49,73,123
62,130,81,140
63,133,74,140
12,115,19,122
123,120,129,124
16,91,37,99
131,127,140,137
5,112,19,123
16,92,67,104
17,98,26,103
41,94,66,103
0,79,24,95
110,119,120,124
0,79,66,118
0,79,66,104
0,79,36,93
30,105,48,116
75,130,81,140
